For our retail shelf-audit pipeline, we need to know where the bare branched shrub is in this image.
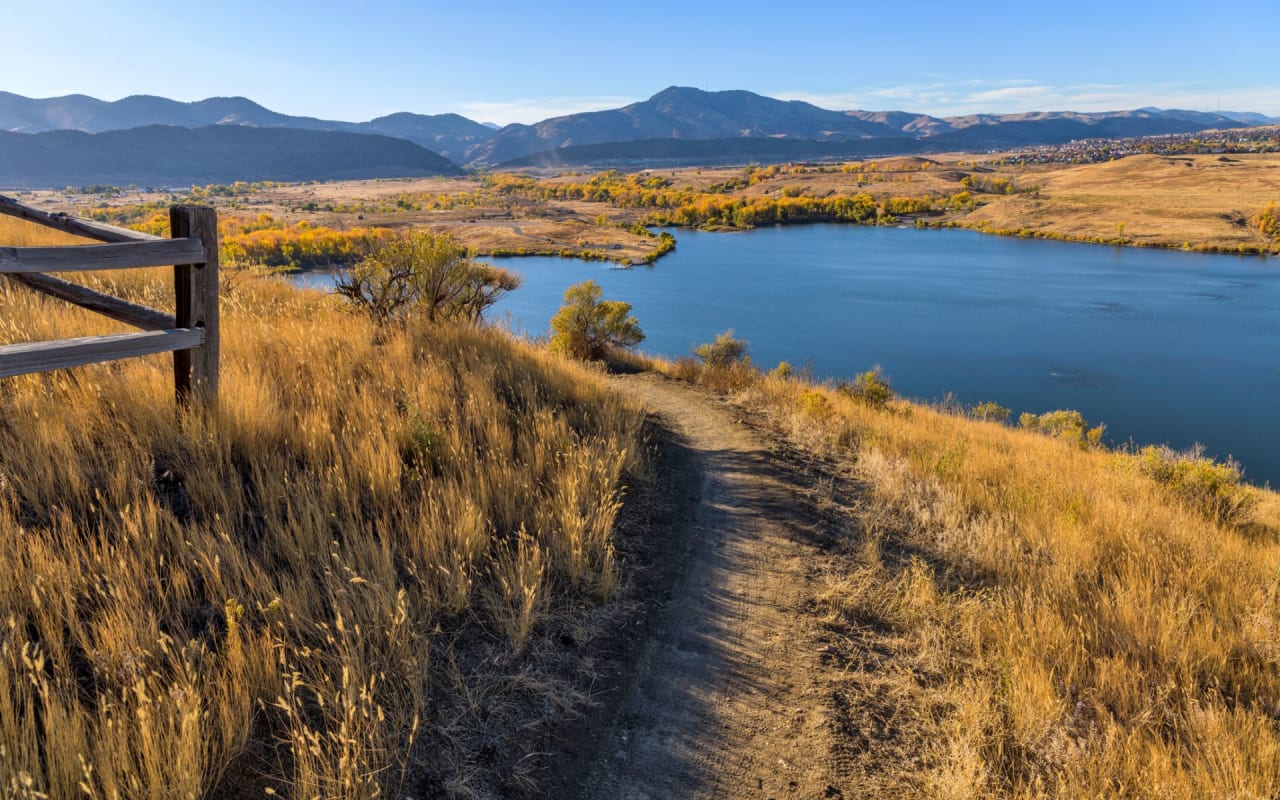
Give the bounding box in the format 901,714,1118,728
335,231,520,324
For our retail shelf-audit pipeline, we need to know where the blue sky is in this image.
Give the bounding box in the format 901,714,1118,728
8,1,1277,123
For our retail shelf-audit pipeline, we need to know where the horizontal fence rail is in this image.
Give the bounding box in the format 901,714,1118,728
4,273,176,331
0,195,161,243
0,239,206,274
0,329,205,379
0,196,219,405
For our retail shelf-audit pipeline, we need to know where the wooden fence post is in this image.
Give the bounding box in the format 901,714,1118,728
170,206,219,406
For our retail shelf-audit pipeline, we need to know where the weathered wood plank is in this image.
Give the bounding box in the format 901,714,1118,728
0,194,161,243
170,206,220,405
0,238,205,274
0,328,204,379
5,273,175,331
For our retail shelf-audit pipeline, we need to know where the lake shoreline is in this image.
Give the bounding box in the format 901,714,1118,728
461,215,1279,270
474,224,1280,486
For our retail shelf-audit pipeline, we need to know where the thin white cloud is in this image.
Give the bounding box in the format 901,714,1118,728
776,91,869,109
778,81,1280,116
785,83,957,108
776,81,1280,116
954,83,1280,115
456,95,639,125
965,85,1059,103
1142,86,1280,114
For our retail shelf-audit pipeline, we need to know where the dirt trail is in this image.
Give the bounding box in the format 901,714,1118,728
574,373,853,800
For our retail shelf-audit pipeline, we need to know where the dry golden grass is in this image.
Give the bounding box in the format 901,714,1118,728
969,154,1280,252
0,215,95,247
657,357,1280,798
0,259,643,796
21,180,664,265
428,217,658,262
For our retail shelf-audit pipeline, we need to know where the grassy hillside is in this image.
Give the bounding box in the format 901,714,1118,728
965,153,1280,252
651,354,1280,798
0,218,643,797
0,125,462,188
4,213,1280,796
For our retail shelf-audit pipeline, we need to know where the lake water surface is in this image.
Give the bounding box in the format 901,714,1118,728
296,226,1280,486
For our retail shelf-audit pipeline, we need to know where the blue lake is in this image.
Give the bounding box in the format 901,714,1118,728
295,225,1280,486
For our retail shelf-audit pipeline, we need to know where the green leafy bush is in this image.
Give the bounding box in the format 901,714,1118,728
839,366,895,409
970,401,1011,423
1132,445,1255,526
1019,409,1105,449
548,280,645,360
799,389,833,420
694,330,750,369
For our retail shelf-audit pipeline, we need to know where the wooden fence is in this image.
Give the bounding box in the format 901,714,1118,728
0,197,219,405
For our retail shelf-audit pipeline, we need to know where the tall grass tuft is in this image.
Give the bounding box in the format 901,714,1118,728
0,242,643,797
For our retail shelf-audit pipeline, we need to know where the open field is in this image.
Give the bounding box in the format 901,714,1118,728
7,178,670,265
11,151,1278,268
964,153,1280,250
0,215,95,246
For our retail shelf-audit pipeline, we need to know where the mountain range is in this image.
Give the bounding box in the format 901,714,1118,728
0,126,461,187
471,87,1277,166
1,87,1276,186
0,91,492,162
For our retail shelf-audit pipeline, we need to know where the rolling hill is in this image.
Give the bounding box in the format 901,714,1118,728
497,136,928,168
0,91,494,162
0,125,462,187
356,111,494,161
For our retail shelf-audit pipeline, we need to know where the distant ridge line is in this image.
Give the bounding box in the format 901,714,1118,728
1,87,1275,182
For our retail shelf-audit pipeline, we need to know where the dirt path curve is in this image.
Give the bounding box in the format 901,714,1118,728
574,373,851,800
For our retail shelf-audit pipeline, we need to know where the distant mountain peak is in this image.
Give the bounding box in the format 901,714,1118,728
650,85,701,100
200,95,271,110
473,90,1262,167
0,91,496,161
